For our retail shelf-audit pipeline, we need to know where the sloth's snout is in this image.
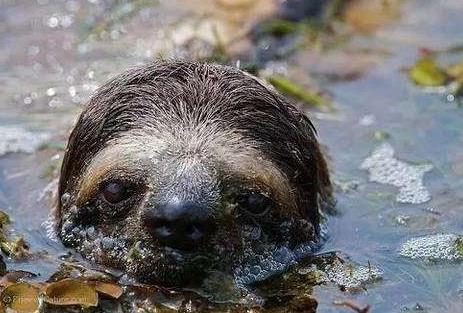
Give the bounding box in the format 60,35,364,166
142,200,215,251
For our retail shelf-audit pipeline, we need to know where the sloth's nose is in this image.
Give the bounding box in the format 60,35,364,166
142,201,213,251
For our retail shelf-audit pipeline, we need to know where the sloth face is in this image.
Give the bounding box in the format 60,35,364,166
56,61,331,287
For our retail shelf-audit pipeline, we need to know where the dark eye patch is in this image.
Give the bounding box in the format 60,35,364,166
237,192,274,216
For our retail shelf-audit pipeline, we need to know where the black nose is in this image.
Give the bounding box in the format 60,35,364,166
142,201,214,251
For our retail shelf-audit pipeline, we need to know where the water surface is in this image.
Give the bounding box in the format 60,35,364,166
1,0,462,312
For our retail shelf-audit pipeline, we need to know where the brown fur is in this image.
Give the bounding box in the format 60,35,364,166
55,60,332,286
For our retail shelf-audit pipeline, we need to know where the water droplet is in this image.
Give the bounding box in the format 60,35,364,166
23,97,32,105
46,87,56,97
61,193,71,206
68,86,76,97
47,16,59,28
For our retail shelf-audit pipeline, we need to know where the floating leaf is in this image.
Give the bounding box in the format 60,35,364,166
43,278,98,307
1,282,40,313
217,0,254,9
453,78,463,97
409,58,448,86
446,61,463,79
90,281,123,299
374,130,391,141
267,76,332,110
261,19,299,37
344,0,401,34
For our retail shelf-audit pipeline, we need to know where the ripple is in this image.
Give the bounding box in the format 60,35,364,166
0,126,49,156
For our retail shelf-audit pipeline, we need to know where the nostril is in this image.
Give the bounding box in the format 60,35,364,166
187,224,204,241
154,225,172,238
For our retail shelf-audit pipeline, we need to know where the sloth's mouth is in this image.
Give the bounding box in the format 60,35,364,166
58,212,322,287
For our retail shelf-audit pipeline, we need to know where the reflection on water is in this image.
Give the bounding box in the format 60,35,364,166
1,0,463,312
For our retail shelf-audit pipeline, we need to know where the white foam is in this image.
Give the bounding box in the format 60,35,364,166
325,261,383,289
399,234,463,261
360,143,433,204
0,126,49,156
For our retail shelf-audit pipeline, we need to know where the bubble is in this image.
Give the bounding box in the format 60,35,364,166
23,97,32,105
86,226,97,240
394,214,411,226
447,94,455,102
62,220,73,233
47,16,59,28
399,234,463,262
60,193,71,206
360,143,433,204
101,237,115,250
46,87,56,97
68,86,77,97
234,241,317,286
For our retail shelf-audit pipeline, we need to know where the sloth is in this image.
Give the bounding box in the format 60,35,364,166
54,60,332,287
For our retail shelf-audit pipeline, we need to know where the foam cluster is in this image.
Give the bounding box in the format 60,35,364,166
361,143,433,204
399,234,463,261
325,260,383,289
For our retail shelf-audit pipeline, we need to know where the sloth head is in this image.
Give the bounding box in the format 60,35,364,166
55,61,331,287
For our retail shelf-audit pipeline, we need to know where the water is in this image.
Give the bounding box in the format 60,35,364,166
1,0,463,312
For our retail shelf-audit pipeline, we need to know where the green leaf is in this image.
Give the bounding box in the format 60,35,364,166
409,58,448,86
261,19,299,37
267,76,332,110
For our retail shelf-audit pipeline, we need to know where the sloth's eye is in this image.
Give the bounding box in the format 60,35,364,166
100,180,134,204
237,192,273,216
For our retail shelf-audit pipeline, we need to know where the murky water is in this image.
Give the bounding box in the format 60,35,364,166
1,0,463,312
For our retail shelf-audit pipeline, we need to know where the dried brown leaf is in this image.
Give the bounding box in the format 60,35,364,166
43,278,98,307
0,282,40,313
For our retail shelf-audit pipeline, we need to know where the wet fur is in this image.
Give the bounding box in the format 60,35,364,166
55,60,332,284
